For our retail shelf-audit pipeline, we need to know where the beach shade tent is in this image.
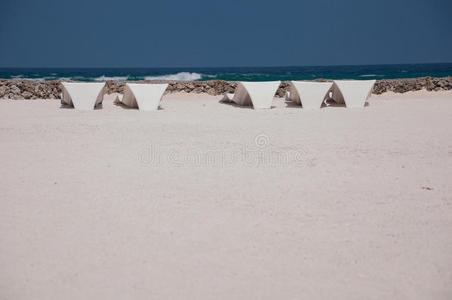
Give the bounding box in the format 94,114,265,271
225,81,281,109
61,82,107,110
331,80,376,108
121,83,168,111
287,81,334,109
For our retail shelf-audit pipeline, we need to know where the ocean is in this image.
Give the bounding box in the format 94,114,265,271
1,63,452,82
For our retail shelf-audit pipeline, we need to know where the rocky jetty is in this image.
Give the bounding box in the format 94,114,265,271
106,80,238,96
372,77,452,94
0,79,61,99
1,77,451,100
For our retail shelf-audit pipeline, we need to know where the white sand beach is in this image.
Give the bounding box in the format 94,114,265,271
1,91,452,299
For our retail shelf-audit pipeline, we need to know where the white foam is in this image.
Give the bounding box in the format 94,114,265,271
359,74,384,77
11,76,46,81
94,75,129,81
144,72,202,81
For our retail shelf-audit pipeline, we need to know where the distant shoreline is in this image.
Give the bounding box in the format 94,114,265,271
0,77,451,100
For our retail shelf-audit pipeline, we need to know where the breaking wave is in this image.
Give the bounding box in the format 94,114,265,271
359,74,384,78
144,72,202,81
94,75,129,81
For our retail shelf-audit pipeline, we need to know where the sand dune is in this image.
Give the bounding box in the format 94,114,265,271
1,90,452,299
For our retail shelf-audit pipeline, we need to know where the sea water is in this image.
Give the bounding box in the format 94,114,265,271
1,63,451,82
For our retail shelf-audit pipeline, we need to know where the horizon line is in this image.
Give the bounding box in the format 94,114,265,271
1,62,452,70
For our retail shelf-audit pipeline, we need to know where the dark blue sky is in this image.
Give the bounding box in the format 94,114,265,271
1,0,451,67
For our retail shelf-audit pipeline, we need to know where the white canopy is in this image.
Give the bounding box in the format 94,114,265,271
61,82,106,110
121,83,168,111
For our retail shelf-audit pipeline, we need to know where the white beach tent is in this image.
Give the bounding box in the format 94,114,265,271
121,83,168,111
287,81,333,109
61,82,107,110
224,81,281,109
331,80,376,108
